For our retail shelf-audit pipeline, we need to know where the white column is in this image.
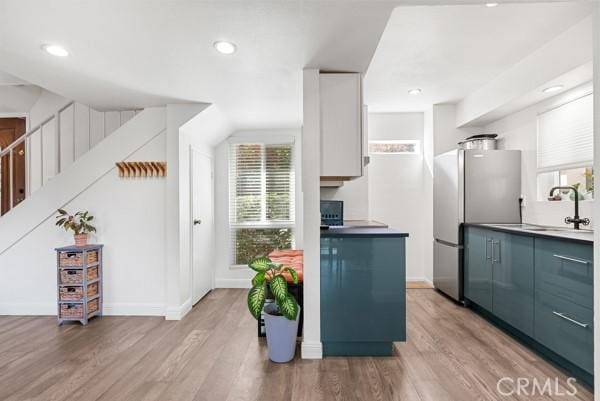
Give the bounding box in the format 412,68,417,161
301,69,323,358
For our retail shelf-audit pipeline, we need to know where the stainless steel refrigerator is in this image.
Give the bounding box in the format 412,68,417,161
433,149,521,301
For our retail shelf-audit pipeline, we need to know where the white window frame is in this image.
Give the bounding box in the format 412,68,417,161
369,139,421,155
536,92,594,201
228,134,297,268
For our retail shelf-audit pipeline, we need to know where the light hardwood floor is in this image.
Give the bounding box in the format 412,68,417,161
0,289,593,401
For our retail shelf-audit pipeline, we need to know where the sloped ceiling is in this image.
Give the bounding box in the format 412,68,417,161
365,2,594,113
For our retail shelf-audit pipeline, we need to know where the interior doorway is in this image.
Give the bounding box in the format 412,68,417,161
0,118,26,215
191,147,215,305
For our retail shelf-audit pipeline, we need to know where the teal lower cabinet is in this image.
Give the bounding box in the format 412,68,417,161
465,227,534,335
491,232,534,336
320,232,407,356
464,225,594,384
464,227,493,312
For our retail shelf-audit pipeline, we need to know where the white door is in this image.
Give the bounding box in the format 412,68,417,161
191,148,214,305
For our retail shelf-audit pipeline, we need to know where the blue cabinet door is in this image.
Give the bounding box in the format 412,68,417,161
464,227,493,311
320,236,406,343
491,232,534,336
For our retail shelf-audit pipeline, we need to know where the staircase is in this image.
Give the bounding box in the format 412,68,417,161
0,102,140,216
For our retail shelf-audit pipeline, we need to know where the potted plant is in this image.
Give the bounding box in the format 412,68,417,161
55,209,96,246
247,256,300,363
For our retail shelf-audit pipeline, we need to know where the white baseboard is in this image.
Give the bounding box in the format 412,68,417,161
103,303,165,316
301,341,323,359
406,277,434,285
215,278,251,289
0,302,166,317
165,298,192,320
0,302,55,315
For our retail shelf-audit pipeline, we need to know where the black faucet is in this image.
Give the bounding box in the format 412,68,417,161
549,186,590,230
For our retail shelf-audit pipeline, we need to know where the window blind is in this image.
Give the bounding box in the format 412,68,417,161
229,142,295,265
537,93,594,173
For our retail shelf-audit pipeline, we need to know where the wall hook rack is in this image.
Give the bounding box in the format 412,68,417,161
115,161,167,178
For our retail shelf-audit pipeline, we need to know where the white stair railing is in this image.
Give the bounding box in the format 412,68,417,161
0,103,139,216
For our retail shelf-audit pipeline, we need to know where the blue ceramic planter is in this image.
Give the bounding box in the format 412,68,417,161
263,304,300,363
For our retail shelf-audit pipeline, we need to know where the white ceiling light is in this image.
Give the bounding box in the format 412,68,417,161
485,3,499,7
408,88,422,95
213,41,237,55
41,44,69,57
542,85,564,93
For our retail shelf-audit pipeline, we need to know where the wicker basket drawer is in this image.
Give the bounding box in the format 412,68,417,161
59,251,98,267
60,266,99,285
88,298,99,314
59,299,100,319
59,283,99,301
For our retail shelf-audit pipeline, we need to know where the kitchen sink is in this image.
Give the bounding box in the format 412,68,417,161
485,224,593,234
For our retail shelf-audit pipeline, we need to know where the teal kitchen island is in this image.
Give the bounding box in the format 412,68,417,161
320,227,408,356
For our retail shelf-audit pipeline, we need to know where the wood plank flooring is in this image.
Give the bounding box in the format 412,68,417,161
0,289,593,401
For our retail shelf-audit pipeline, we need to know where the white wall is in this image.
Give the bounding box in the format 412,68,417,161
213,129,303,288
483,81,594,228
164,103,211,320
0,109,168,315
29,89,71,128
176,104,231,317
431,104,480,156
320,176,369,220
367,113,432,282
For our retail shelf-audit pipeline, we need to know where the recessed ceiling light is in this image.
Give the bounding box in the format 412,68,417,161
408,88,422,95
213,41,237,55
41,44,69,57
485,2,499,7
543,85,564,94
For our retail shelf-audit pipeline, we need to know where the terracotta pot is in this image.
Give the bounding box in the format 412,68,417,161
74,233,88,247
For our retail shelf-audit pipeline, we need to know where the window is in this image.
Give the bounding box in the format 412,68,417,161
536,93,594,200
229,141,295,266
369,140,420,155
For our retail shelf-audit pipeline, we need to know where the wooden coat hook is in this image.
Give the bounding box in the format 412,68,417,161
116,161,167,178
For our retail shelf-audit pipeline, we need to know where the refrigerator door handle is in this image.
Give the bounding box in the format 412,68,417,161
485,238,492,260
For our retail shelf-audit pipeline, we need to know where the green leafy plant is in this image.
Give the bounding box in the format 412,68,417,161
247,256,299,321
55,209,96,235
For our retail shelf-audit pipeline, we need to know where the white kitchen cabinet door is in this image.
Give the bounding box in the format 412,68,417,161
319,73,363,178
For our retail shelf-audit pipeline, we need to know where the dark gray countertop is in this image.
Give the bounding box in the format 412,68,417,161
320,227,409,238
344,220,388,228
465,223,593,244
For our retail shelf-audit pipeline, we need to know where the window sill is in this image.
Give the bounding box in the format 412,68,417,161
229,264,250,270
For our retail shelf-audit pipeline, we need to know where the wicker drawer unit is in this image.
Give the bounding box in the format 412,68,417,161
55,244,103,325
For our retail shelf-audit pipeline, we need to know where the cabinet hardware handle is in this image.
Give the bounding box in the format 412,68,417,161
552,254,590,265
485,239,492,260
492,240,500,263
552,311,589,328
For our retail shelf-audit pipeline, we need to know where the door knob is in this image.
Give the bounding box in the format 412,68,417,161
194,219,202,225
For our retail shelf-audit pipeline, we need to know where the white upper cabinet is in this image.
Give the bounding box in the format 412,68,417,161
319,73,364,178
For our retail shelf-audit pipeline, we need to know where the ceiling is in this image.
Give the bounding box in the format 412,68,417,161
0,1,594,130
0,0,398,130
364,2,595,113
